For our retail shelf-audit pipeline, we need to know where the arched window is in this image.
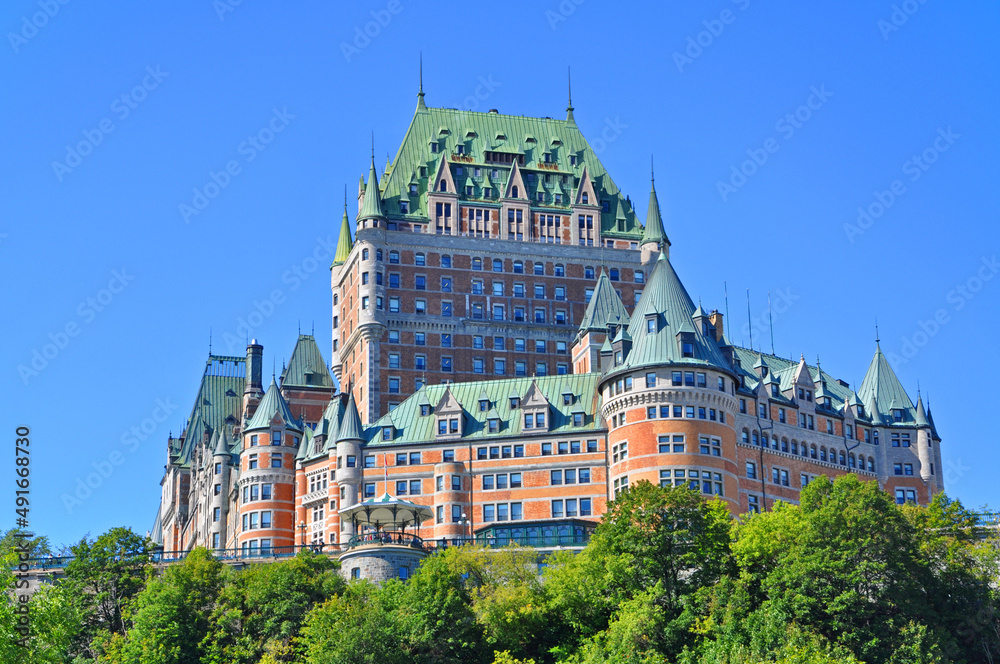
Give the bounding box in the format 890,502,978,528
752,431,760,446
554,264,565,277
582,192,589,204
415,253,426,266
810,444,817,459
839,452,846,466
439,180,447,192
742,429,750,444
492,258,503,272
771,436,779,450
512,186,519,198
857,455,865,470
781,438,789,453
362,248,369,260
584,266,595,280
513,261,523,274
820,447,827,462
849,454,856,468
376,249,382,261
609,268,620,281
790,440,798,455
389,250,399,264
868,458,875,472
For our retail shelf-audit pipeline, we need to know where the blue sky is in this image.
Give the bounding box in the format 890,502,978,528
1,0,997,547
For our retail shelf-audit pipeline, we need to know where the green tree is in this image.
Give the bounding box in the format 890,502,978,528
202,549,343,664
63,526,152,648
731,475,946,662
301,580,410,664
116,547,224,664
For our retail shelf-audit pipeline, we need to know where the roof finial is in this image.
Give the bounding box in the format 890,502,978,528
651,154,654,185
568,66,572,108
416,53,427,111
565,66,576,124
208,327,212,356
371,132,375,162
344,183,347,212
875,316,880,345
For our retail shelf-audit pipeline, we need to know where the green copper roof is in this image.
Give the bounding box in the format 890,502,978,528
359,158,385,220
337,393,365,442
281,334,334,389
366,374,603,447
333,204,353,266
915,397,929,426
576,270,629,338
858,344,914,423
246,377,303,432
174,356,246,469
641,180,669,247
376,105,643,238
613,254,731,374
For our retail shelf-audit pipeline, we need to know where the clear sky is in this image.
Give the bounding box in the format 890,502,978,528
1,1,997,548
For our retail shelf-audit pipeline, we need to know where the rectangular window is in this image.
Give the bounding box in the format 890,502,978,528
551,500,564,518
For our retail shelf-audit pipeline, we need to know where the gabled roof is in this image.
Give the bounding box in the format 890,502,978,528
281,335,334,389
365,374,602,447
613,254,732,374
173,356,246,469
359,157,386,220
641,179,669,247
374,105,643,237
576,270,629,339
246,377,303,432
333,203,353,266
858,344,915,423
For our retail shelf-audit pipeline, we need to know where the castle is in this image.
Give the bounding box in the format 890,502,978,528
155,86,944,576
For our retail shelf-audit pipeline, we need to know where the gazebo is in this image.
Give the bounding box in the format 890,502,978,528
340,492,433,548
337,493,433,582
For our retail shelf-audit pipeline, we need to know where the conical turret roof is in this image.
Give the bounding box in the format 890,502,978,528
359,158,385,220
641,180,669,248
614,254,731,373
858,344,914,422
577,269,629,339
336,393,364,442
333,203,353,266
246,377,302,432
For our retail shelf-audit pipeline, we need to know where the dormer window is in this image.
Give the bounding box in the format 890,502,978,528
382,427,393,442
400,201,409,214
488,418,500,433
509,397,520,409
570,155,577,166
563,393,573,406
272,431,282,445
479,399,489,412
456,144,465,155
892,408,903,422
420,405,431,416
771,385,779,398
857,406,865,417
582,192,589,204
824,397,832,407
573,412,584,427
544,152,551,163
409,184,418,195
682,342,694,358
645,315,657,333
439,180,448,192
430,142,439,153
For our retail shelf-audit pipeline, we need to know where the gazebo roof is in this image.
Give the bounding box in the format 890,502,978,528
339,493,433,531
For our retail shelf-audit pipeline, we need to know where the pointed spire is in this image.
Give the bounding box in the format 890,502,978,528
565,66,576,125
915,396,929,426
333,198,352,267
336,393,364,443
246,376,302,432
641,158,669,248
359,154,386,220
416,52,427,112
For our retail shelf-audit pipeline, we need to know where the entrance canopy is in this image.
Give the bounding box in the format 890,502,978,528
340,493,433,532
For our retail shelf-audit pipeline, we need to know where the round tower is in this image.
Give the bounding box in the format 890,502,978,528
336,393,365,543
599,254,740,512
236,376,302,555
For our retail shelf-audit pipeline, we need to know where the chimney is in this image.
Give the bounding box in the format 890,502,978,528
709,311,725,342
243,339,264,421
